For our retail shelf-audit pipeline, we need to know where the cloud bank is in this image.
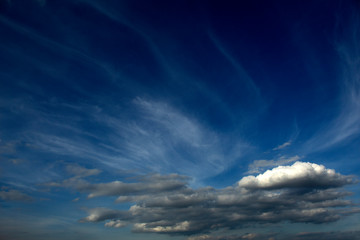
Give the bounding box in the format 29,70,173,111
52,162,359,236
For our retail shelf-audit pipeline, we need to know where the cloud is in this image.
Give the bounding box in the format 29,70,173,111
273,141,292,151
76,162,358,236
85,174,189,198
65,164,101,178
208,31,260,98
79,208,127,223
25,98,247,181
187,231,360,240
104,220,127,228
133,221,191,233
292,230,360,240
0,189,32,202
247,155,301,174
46,172,190,199
187,233,263,240
239,161,355,189
302,7,360,153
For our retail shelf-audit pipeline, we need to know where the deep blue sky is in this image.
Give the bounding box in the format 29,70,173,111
0,1,360,239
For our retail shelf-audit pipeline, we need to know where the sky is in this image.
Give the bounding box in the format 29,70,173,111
0,0,360,239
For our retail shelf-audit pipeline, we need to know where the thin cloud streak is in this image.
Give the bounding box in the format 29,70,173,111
247,155,301,174
302,9,360,153
208,31,261,98
273,141,292,150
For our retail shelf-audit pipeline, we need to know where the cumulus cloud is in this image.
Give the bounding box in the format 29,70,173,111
76,162,358,236
0,189,32,202
239,161,354,189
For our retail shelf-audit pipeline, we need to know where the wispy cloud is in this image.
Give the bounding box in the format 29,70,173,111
21,98,246,181
65,164,101,178
208,31,261,98
0,189,32,202
247,155,301,174
302,8,360,153
273,141,292,150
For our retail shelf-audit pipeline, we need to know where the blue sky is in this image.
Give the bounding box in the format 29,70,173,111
0,0,360,239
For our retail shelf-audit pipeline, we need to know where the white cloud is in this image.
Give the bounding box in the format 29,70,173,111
239,161,354,189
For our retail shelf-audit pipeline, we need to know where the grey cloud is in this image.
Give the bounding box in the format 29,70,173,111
247,155,301,174
85,174,188,198
0,189,32,202
187,233,273,240
79,208,128,223
47,172,189,199
239,161,354,190
77,162,357,235
291,230,360,240
273,141,292,151
104,220,127,228
187,231,360,240
66,164,101,178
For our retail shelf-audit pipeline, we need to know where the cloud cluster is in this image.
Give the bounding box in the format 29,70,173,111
70,162,358,235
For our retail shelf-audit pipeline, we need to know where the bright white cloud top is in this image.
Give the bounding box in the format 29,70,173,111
239,161,354,189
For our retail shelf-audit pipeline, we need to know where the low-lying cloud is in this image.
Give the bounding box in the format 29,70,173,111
54,161,359,236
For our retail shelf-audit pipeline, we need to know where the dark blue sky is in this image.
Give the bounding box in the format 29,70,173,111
1,1,360,239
